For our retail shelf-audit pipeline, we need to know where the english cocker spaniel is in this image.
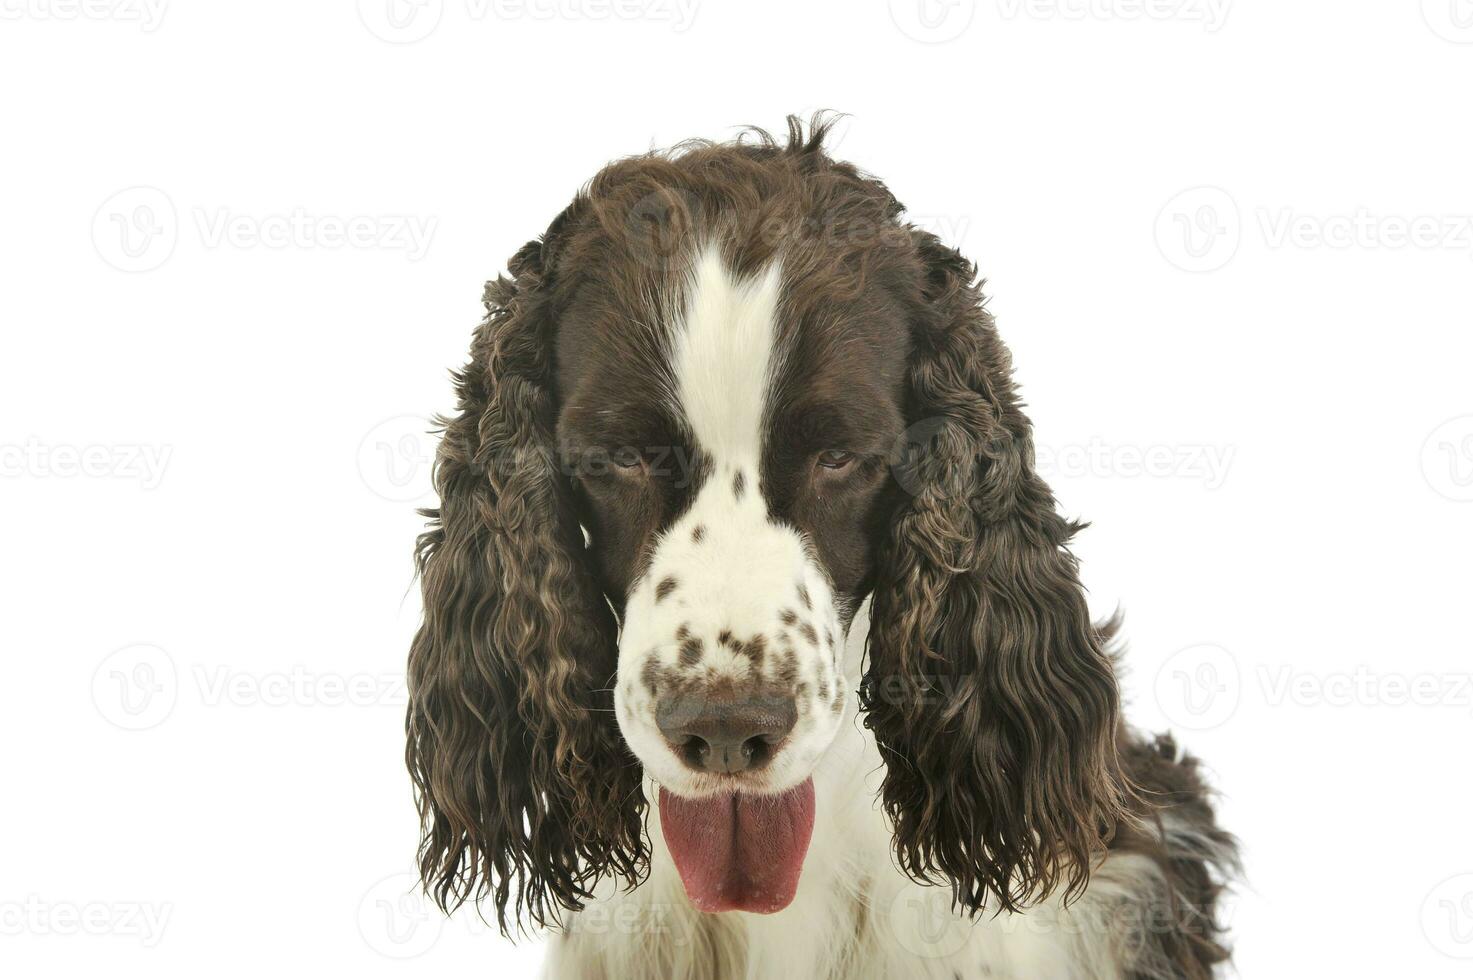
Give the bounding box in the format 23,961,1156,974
405,116,1237,979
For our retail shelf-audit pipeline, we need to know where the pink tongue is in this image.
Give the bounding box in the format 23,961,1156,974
658,778,815,914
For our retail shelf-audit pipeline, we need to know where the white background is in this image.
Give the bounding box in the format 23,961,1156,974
2,1,1471,977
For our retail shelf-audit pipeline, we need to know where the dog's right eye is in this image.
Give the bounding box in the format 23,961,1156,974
815,450,857,472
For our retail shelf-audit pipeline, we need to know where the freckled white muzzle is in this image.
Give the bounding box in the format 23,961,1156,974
613,461,847,799
607,248,851,914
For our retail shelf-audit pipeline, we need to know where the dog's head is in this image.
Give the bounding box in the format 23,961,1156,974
406,116,1130,930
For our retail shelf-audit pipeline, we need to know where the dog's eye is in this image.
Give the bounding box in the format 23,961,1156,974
815,450,856,472
610,447,645,471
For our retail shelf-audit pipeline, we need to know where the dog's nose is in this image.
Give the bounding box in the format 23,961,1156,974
656,692,797,774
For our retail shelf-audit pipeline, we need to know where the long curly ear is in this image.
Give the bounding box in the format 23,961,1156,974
862,231,1132,915
406,222,646,934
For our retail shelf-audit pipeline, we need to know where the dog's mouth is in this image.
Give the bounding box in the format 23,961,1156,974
658,777,815,914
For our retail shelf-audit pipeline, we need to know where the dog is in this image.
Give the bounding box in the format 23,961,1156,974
405,116,1238,979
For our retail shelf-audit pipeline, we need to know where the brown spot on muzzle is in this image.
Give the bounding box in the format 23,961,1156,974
655,576,678,602
679,636,704,667
740,634,767,669
641,654,662,697
776,647,799,686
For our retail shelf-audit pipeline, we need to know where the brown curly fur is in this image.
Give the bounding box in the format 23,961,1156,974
860,219,1138,917
405,233,647,933
1114,731,1239,978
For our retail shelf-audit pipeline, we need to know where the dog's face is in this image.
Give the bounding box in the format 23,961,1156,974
557,247,907,804
407,119,1131,932
555,247,910,911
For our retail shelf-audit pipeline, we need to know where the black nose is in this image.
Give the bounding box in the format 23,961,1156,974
656,692,797,774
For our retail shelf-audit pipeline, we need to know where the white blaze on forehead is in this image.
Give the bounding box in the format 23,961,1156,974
672,248,783,466
615,247,848,800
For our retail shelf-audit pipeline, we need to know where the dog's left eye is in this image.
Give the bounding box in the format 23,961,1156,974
610,447,644,470
815,450,856,471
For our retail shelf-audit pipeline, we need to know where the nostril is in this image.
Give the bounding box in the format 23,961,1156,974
741,734,775,768
673,734,711,771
